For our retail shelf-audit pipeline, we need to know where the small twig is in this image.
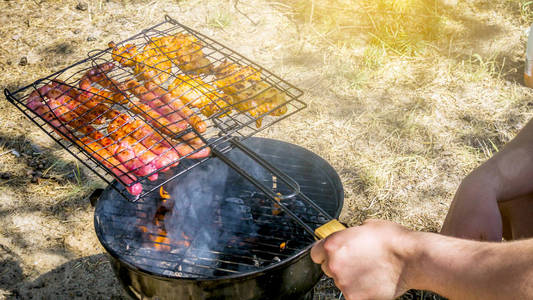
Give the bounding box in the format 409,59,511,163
309,25,335,48
309,0,315,24
269,2,292,9
61,220,78,224
0,149,18,157
42,161,59,177
366,32,405,57
0,150,12,157
234,0,259,26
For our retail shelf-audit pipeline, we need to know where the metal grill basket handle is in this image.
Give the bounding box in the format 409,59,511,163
213,137,346,239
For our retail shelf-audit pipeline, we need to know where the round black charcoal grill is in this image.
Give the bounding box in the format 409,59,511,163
94,137,344,299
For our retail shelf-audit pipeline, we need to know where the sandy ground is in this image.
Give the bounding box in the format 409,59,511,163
0,0,532,299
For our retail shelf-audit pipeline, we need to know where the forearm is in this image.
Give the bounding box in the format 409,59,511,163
405,232,533,299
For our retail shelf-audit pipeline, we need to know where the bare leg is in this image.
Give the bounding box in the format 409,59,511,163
499,194,533,240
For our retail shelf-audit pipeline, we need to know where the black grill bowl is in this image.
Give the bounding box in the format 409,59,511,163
94,137,344,300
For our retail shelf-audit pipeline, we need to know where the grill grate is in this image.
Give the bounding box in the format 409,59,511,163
99,176,329,278
4,15,306,200
95,138,343,279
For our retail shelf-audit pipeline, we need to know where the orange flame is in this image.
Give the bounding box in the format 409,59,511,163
280,242,286,250
139,225,171,251
272,193,282,215
137,186,191,251
160,186,171,199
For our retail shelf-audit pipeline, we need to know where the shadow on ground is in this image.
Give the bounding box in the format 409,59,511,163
0,132,102,254
0,251,444,300
2,253,126,300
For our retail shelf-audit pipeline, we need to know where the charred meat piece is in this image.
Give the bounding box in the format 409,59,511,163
80,137,143,195
25,84,142,195
108,42,172,85
168,75,232,118
75,64,211,159
146,33,213,74
213,61,287,127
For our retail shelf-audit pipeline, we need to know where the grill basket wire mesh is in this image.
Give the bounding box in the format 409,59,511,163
4,15,306,201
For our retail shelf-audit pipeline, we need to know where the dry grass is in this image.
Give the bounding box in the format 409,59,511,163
1,0,533,298
263,0,533,230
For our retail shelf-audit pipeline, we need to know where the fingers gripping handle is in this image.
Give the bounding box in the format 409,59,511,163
315,219,347,239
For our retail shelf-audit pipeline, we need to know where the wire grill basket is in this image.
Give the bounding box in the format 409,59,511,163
4,15,306,200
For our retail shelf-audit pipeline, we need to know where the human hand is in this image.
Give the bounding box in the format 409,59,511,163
310,219,415,300
440,172,503,241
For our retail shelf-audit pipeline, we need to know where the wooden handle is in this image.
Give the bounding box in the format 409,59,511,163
314,219,347,239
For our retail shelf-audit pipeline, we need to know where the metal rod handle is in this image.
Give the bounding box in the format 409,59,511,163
228,137,300,200
228,138,334,220
212,144,317,237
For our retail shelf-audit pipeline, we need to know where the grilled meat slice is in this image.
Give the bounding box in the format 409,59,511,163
213,61,287,127
168,75,232,118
